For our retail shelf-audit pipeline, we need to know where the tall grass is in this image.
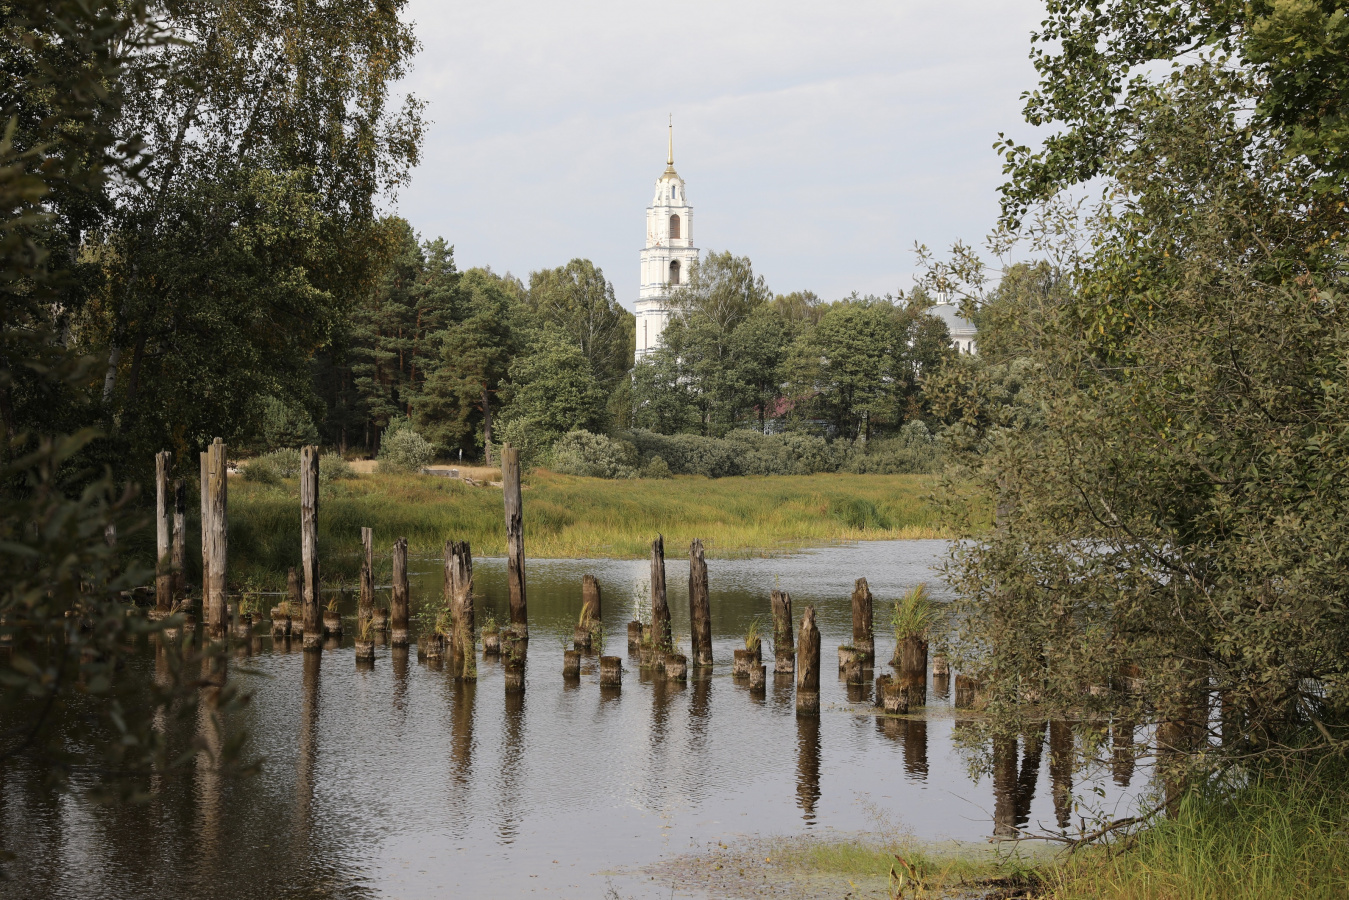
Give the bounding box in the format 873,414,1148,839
891,583,939,641
1047,766,1349,900
225,469,945,587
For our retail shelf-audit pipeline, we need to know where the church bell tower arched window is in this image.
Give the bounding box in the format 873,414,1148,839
669,214,680,239
669,259,680,285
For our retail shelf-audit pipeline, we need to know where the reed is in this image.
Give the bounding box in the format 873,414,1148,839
1046,766,1349,900
891,583,939,642
224,470,946,587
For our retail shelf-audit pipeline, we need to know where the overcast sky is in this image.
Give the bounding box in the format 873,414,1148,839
392,1,1048,310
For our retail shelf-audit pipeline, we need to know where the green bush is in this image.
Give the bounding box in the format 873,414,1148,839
549,430,638,479
625,429,839,477
241,448,354,483
641,455,672,478
319,453,354,483
841,420,943,474
377,419,435,474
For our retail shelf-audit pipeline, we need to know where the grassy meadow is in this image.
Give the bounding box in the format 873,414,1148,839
225,469,945,587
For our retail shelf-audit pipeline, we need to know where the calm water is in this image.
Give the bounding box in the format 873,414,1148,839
0,541,1142,899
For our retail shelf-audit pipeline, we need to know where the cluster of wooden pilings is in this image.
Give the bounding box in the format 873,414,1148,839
150,441,975,716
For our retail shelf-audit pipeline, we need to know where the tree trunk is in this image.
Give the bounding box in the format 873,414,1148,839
359,527,375,631
205,439,228,638
688,539,712,667
155,450,172,614
650,535,671,651
851,577,874,663
300,446,321,650
772,589,794,673
502,445,527,635
796,605,821,715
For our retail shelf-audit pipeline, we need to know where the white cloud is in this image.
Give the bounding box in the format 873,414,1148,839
392,0,1047,306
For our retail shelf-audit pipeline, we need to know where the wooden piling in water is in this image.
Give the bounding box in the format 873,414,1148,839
300,446,321,650
581,574,601,624
563,649,581,679
796,606,821,715
896,637,928,707
359,527,375,631
842,647,866,685
627,620,642,650
650,535,671,652
172,478,186,602
204,438,228,638
772,589,794,674
954,674,979,708
688,539,712,668
664,653,688,682
851,577,874,664
446,539,474,664
199,450,210,618
155,451,173,615
599,655,622,687
502,445,527,637
391,536,409,644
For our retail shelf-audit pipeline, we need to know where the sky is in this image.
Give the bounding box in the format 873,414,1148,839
392,1,1049,310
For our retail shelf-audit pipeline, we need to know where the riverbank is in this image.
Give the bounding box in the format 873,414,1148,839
226,469,946,587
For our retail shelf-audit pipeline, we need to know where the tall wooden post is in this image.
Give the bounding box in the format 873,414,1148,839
205,438,228,638
772,589,794,673
796,606,821,715
502,445,527,636
391,536,409,643
172,478,186,603
688,539,712,667
851,577,874,664
300,446,321,650
445,539,473,654
650,535,671,651
359,527,375,630
199,451,210,617
155,451,173,614
581,574,601,625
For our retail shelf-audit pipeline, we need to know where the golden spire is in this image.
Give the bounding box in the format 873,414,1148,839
667,115,674,166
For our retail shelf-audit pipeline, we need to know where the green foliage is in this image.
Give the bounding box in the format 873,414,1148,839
840,421,943,475
259,396,320,450
548,430,638,479
641,454,672,479
503,328,610,440
891,584,938,642
744,618,762,652
525,258,634,391
625,428,838,477
376,419,434,473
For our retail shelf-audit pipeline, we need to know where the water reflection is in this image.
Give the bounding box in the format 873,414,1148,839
1113,718,1136,787
796,713,821,824
451,679,476,799
1049,721,1074,830
498,682,525,843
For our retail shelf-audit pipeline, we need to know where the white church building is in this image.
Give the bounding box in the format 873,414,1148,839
634,126,699,359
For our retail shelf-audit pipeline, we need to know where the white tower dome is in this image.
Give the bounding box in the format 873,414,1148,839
635,123,699,359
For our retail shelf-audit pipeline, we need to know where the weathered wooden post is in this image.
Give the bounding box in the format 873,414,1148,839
851,577,874,664
199,451,210,621
599,655,622,687
577,573,601,647
748,662,766,692
650,535,671,651
897,636,929,707
446,539,474,666
664,652,688,682
772,589,794,673
502,445,528,637
172,478,186,602
205,438,228,638
954,674,979,708
359,527,375,631
154,451,173,616
300,446,321,650
688,539,712,668
796,606,821,715
627,620,643,650
391,536,409,646
286,566,303,638
563,649,581,679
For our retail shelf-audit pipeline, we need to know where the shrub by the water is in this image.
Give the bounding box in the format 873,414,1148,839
624,429,840,477
641,455,672,479
377,419,435,473
841,420,942,474
548,430,638,479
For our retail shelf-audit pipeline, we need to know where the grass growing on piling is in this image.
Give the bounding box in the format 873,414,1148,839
1043,766,1349,900
224,469,944,587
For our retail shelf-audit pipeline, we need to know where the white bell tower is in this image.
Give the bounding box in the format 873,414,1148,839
635,121,699,359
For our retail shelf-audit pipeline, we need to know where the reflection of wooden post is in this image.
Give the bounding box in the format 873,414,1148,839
155,451,173,614
991,734,1018,839
796,606,821,715
359,527,375,631
172,478,186,602
300,446,321,650
1049,720,1073,830
851,577,874,664
581,574,601,625
688,539,712,667
502,446,527,635
205,439,228,637
650,535,671,651
772,589,794,673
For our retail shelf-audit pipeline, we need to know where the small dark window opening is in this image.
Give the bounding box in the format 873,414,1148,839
669,259,681,285
669,214,681,239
